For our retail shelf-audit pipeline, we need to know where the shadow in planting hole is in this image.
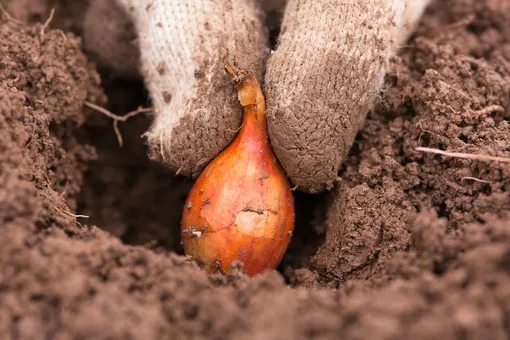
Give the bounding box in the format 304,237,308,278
277,190,328,284
77,73,190,253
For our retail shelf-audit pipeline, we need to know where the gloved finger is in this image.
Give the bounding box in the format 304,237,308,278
83,0,288,77
112,0,269,176
83,0,140,78
264,0,430,193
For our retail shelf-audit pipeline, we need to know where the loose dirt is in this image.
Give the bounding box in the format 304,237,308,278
1,0,510,339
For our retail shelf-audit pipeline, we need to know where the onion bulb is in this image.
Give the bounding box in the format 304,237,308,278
181,58,295,276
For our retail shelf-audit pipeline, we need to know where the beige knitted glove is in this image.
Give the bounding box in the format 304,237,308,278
265,0,430,192
84,0,429,193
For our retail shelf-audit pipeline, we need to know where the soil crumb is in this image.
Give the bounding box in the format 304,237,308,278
1,0,510,339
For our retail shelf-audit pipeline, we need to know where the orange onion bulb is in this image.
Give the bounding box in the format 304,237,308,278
180,59,295,276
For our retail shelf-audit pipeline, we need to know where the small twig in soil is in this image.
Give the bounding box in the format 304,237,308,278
0,2,22,23
416,121,443,144
416,147,510,163
60,181,69,197
53,205,89,219
464,56,486,68
461,176,492,184
59,30,67,43
438,80,469,99
40,8,55,37
441,15,474,31
84,101,153,147
473,105,505,117
428,14,474,38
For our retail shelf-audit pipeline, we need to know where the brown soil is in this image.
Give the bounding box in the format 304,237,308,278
1,0,510,339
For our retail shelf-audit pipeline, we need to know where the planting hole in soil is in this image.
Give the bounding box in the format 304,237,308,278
1,0,510,339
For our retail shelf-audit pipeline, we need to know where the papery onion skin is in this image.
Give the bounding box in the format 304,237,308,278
180,60,295,276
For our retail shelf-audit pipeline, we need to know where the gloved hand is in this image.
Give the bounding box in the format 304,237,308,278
84,0,430,193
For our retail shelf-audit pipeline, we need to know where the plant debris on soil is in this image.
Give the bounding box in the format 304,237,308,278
1,0,510,339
